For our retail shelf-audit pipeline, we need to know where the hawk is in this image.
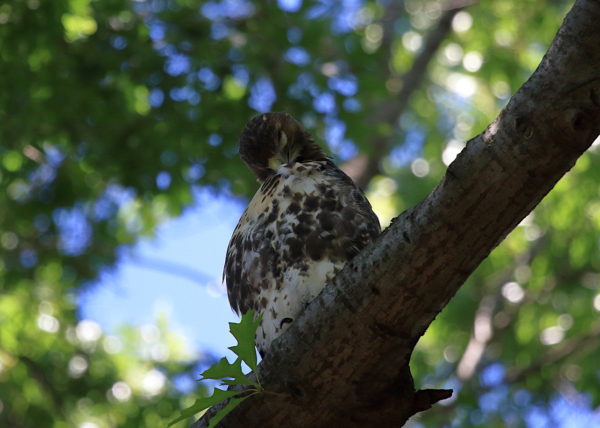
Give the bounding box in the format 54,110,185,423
224,112,380,355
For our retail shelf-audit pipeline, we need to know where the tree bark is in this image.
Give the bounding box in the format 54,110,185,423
194,0,600,426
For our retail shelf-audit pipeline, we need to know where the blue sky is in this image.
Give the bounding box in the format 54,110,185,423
78,190,245,360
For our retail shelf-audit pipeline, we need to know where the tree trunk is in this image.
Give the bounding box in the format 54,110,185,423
194,0,600,426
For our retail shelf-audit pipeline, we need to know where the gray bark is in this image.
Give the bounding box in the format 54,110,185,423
194,0,600,426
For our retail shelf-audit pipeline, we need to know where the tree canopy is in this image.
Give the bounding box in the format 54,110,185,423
1,0,599,427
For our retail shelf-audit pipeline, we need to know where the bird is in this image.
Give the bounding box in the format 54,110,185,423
224,112,381,356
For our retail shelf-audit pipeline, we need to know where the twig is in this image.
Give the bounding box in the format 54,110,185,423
127,255,215,287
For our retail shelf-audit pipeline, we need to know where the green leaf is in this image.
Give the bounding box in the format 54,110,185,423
207,395,251,428
200,358,257,388
222,76,246,100
221,377,258,388
200,357,241,381
167,388,240,427
228,310,261,370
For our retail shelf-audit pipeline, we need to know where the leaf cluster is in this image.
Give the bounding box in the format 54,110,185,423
168,311,262,428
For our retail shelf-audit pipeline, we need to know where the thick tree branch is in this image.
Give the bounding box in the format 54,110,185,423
195,0,600,426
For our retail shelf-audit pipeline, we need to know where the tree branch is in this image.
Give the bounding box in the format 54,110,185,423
195,0,600,425
343,3,465,188
456,236,548,380
504,321,600,385
17,354,67,420
126,255,214,287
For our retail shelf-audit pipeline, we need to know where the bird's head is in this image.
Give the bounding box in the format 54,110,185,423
239,112,328,181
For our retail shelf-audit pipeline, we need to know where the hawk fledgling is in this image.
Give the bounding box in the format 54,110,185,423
224,112,380,355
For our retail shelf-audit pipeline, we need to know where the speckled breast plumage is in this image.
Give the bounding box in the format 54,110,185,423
224,160,380,355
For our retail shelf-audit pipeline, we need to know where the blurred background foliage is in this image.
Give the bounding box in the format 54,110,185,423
1,0,599,427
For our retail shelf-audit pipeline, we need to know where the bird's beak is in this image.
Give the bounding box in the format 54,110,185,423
269,156,282,171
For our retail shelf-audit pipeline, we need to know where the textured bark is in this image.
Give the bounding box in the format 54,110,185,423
194,0,600,426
